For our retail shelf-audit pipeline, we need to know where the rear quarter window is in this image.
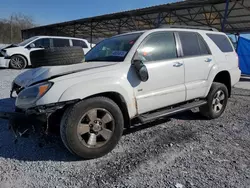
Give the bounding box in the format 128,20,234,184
206,34,234,52
72,39,88,48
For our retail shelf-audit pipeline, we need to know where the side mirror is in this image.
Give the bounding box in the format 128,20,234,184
132,60,149,82
28,43,36,49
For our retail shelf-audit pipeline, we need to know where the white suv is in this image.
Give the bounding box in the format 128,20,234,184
0,36,93,69
0,26,241,159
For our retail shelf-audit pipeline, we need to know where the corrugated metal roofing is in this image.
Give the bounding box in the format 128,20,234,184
22,0,250,40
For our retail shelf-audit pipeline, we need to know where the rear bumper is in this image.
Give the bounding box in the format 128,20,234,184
0,57,10,68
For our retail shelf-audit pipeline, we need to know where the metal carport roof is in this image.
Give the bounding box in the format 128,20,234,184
22,0,250,43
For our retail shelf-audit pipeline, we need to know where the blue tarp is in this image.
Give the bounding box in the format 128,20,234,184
237,37,250,75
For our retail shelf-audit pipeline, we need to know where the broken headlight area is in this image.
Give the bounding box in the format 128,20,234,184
16,82,53,109
0,49,6,57
10,82,23,98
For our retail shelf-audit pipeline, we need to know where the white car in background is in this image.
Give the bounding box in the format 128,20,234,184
0,36,94,69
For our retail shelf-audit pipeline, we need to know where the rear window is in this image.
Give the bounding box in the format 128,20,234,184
53,38,70,47
206,34,234,52
72,40,88,48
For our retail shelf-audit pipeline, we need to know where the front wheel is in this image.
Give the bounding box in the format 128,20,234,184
9,55,27,69
199,82,228,119
60,97,124,159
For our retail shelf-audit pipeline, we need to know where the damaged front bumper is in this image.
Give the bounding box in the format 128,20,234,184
0,57,10,68
0,110,47,139
0,99,79,139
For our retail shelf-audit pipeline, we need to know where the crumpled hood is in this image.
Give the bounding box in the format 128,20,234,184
1,44,18,50
14,62,118,88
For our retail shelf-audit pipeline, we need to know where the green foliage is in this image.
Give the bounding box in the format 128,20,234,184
0,13,37,44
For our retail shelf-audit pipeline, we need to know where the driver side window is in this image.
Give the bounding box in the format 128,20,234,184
33,38,50,48
136,32,177,62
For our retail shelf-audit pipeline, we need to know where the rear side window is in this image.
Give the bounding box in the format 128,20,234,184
53,39,70,47
206,34,233,52
137,32,177,62
72,40,88,48
179,32,210,57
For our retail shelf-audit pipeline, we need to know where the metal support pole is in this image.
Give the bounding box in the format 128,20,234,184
222,0,230,32
21,30,24,41
10,15,13,43
90,21,93,48
118,19,121,34
235,33,240,52
157,13,162,28
73,24,76,37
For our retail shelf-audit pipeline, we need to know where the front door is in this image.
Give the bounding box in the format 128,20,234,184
26,38,51,64
133,31,186,114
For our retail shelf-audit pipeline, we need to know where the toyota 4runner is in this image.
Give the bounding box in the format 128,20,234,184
0,26,241,159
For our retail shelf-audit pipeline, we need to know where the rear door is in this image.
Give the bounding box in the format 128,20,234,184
177,31,214,100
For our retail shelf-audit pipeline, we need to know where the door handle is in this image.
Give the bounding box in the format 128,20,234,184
205,58,212,62
173,62,183,67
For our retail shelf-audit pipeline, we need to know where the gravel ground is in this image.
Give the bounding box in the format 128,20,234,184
0,69,250,188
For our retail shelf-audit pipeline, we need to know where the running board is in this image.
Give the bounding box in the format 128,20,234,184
138,100,207,123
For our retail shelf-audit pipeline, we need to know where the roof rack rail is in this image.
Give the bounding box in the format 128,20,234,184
159,25,219,32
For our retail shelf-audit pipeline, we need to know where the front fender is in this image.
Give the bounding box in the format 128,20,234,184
58,77,137,118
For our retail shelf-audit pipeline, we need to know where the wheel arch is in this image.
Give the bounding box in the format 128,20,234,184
212,71,231,97
49,91,132,137
9,54,29,67
84,92,131,128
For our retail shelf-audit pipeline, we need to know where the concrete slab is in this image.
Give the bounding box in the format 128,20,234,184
234,76,250,90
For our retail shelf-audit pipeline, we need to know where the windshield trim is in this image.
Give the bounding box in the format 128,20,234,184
18,36,39,47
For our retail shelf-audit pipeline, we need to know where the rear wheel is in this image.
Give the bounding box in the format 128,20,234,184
199,82,228,119
9,55,27,69
60,97,124,159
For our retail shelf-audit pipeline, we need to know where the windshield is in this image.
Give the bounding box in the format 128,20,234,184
85,33,142,62
18,36,39,46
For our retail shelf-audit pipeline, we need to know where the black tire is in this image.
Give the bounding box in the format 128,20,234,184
199,82,228,119
60,97,124,159
30,47,84,67
9,55,27,69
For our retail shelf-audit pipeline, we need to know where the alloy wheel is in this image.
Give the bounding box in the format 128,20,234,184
212,90,225,113
77,108,115,148
10,57,25,69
